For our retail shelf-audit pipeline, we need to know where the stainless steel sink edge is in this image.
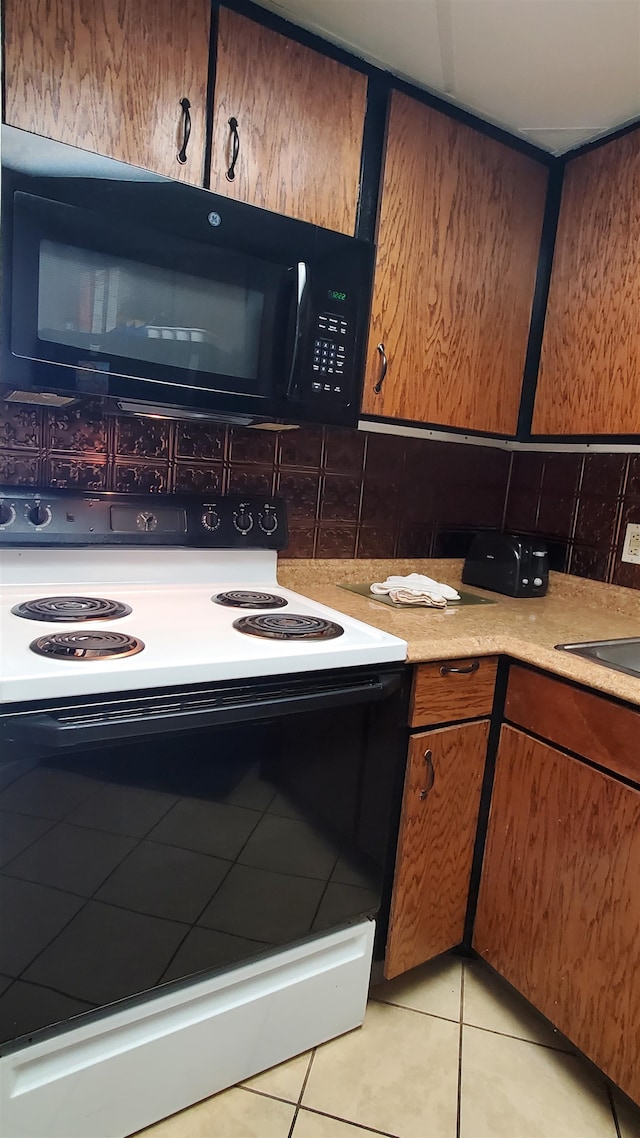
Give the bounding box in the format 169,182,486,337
555,637,640,681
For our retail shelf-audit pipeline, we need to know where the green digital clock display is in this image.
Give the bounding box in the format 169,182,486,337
328,289,347,302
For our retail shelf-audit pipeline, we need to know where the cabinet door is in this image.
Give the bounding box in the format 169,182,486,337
4,0,210,184
209,8,367,234
361,92,548,433
533,134,640,435
385,719,489,979
474,725,640,1104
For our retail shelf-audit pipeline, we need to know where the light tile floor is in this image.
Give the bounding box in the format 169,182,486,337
135,954,640,1138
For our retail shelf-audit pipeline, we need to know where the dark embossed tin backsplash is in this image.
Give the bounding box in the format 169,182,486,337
504,451,640,591
0,398,509,559
1,397,638,590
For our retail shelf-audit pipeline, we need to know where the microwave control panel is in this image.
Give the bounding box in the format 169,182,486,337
309,309,356,399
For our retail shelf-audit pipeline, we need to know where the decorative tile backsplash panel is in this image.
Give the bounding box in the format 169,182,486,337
504,451,640,591
1,397,638,591
0,400,509,559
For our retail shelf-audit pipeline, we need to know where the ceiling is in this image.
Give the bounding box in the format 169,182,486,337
257,0,640,155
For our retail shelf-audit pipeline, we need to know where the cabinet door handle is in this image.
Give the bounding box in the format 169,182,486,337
373,342,388,393
226,117,240,181
177,98,192,165
419,749,434,800
439,661,480,676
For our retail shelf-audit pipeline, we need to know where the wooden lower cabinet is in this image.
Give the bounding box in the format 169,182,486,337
474,724,640,1104
385,719,489,979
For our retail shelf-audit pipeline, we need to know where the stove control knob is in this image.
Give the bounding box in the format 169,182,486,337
233,506,254,534
136,511,158,532
0,501,16,527
258,508,278,534
201,507,221,532
28,503,52,528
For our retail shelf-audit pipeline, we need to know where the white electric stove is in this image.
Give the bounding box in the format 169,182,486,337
1,546,405,705
0,488,407,1138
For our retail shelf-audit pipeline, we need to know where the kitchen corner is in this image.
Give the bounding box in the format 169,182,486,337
277,554,640,1111
279,557,640,706
3,0,640,1132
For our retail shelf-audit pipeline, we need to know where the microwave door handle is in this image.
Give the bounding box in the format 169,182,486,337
285,261,308,396
4,673,401,751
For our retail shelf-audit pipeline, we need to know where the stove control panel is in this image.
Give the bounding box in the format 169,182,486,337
0,490,289,549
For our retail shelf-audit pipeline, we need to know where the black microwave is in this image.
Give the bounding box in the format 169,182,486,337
1,126,375,428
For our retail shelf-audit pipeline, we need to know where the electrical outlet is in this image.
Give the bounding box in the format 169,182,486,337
621,523,640,564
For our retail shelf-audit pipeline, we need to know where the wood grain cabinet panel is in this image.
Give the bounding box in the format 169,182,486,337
410,657,497,727
533,132,640,435
4,0,210,184
474,725,640,1104
505,665,640,783
209,8,367,234
361,92,548,433
385,719,489,979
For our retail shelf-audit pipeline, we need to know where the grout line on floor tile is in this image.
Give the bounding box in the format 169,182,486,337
241,1084,303,1108
298,1048,316,1103
606,1082,623,1138
461,1019,576,1054
456,964,464,1138
284,1046,314,1138
368,995,460,1025
287,1104,299,1138
296,1104,400,1138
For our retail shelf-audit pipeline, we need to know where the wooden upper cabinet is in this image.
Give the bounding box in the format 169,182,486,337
533,132,640,436
474,725,640,1104
4,0,210,185
361,92,548,433
209,9,367,234
385,719,489,979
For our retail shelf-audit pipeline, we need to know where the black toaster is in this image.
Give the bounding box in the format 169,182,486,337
462,533,549,598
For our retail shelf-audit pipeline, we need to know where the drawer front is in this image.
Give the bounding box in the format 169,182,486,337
410,657,498,727
505,665,640,783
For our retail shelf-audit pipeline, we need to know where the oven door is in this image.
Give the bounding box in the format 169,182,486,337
0,665,407,1054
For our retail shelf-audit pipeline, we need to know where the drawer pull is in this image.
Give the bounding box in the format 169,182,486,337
419,749,434,800
439,661,480,676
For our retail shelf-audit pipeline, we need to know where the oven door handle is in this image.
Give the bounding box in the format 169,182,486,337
4,673,402,750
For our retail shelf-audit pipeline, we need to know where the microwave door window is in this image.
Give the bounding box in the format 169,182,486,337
35,240,267,394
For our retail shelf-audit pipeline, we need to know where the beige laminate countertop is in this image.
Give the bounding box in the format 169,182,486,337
277,558,640,709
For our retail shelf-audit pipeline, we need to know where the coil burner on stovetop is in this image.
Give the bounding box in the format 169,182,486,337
212,591,288,609
29,631,145,661
12,596,132,622
233,613,344,641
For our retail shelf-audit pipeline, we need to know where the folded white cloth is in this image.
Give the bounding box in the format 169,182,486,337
370,573,460,608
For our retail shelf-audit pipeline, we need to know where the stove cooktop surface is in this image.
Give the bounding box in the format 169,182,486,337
0,490,407,704
0,550,406,704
